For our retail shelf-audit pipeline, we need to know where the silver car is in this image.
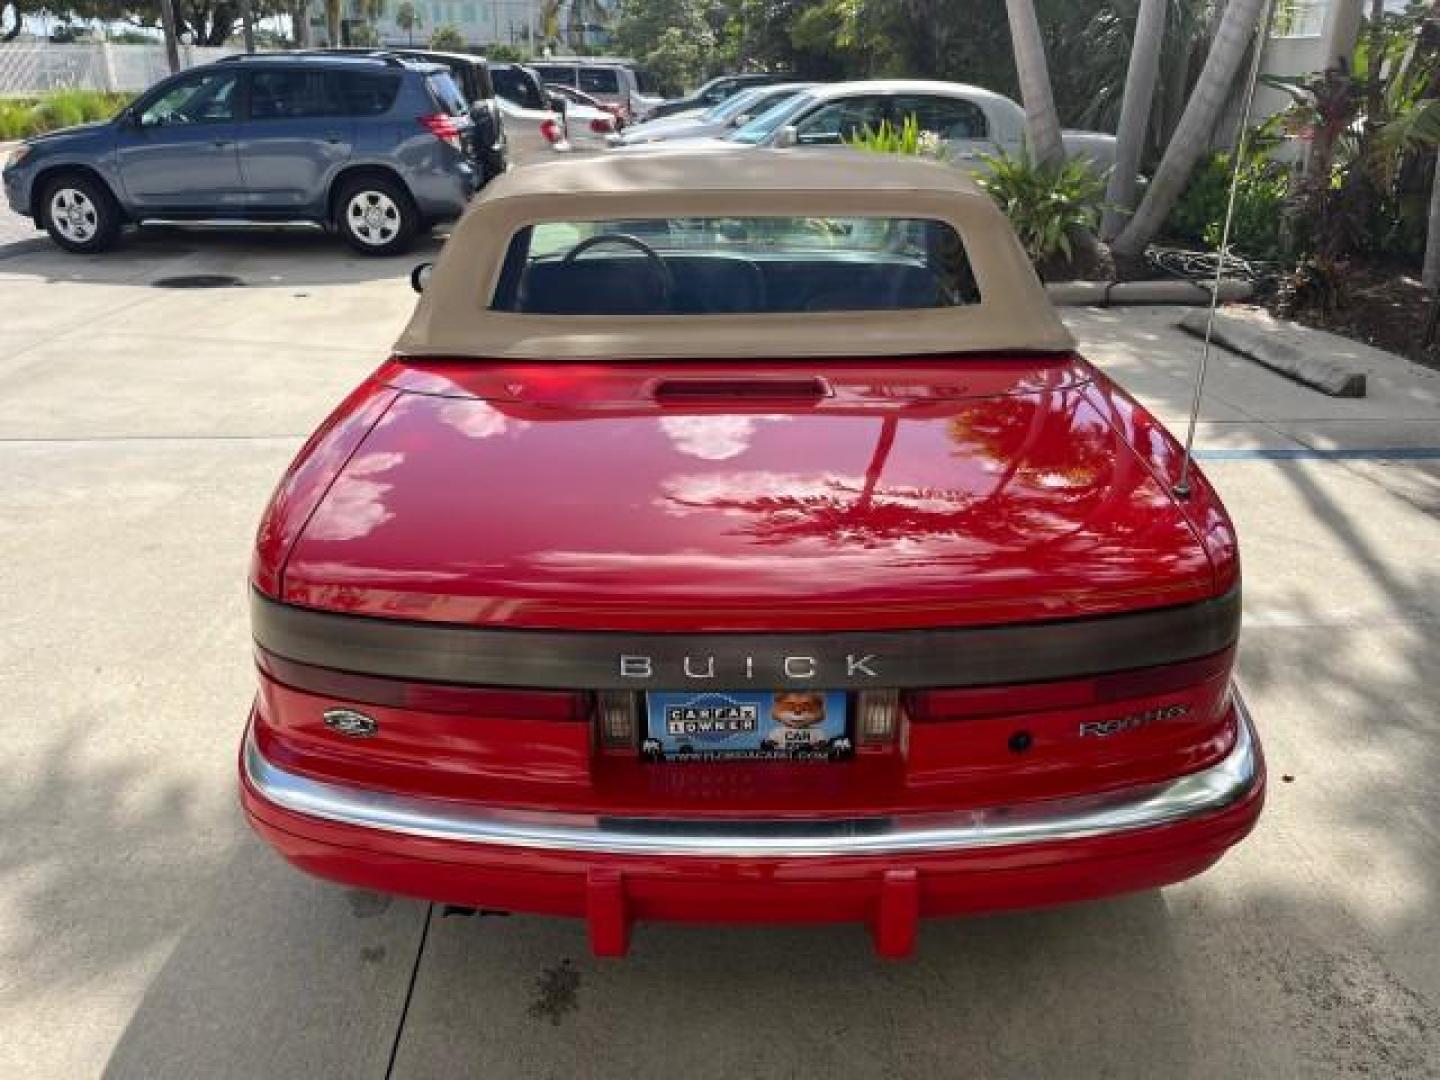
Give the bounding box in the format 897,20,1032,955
710,80,1117,172
610,83,815,147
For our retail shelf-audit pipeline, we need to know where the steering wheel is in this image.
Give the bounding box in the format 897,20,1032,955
561,232,674,309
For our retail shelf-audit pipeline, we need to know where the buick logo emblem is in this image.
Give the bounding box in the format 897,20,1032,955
323,708,378,738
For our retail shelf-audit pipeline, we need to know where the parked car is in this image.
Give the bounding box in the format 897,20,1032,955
325,48,507,184
241,149,1263,958
2,52,478,255
709,80,1117,171
490,62,569,164
610,82,814,147
530,59,659,122
544,85,619,151
642,72,793,121
547,82,626,126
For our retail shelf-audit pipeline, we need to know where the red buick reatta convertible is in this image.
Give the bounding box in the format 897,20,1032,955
241,150,1263,957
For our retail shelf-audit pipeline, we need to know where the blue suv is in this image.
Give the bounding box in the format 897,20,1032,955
2,53,478,256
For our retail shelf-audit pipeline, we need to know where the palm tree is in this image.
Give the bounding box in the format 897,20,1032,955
538,0,564,48
1101,0,1167,240
293,2,313,47
325,0,342,46
396,1,420,45
158,0,181,73
1004,0,1065,167
1112,0,1271,260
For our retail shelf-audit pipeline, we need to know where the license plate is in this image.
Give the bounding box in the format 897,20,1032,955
642,690,851,762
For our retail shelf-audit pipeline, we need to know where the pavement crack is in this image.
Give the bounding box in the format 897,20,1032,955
383,901,433,1080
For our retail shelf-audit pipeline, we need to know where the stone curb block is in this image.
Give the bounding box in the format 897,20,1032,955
1046,279,1254,306
1178,310,1367,398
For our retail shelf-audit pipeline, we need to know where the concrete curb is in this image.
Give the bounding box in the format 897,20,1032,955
1046,279,1254,306
1177,310,1367,398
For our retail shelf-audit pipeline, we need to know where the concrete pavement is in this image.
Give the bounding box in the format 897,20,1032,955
1,233,1438,1078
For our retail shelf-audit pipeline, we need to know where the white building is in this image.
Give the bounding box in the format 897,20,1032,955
303,0,611,52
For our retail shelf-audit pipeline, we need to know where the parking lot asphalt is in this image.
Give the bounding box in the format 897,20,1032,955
1,230,1438,1079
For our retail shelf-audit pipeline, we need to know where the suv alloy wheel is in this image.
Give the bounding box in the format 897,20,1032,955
41,173,122,254
335,175,417,256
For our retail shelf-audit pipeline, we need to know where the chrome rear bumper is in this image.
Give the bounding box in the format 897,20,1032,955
244,693,1259,859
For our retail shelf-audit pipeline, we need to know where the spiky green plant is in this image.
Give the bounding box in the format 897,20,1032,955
976,149,1107,264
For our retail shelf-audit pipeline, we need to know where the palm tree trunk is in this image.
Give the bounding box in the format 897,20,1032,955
158,0,182,74
1425,144,1440,291
239,0,257,52
293,3,312,46
1102,0,1167,240
1004,0,1065,167
1112,0,1271,260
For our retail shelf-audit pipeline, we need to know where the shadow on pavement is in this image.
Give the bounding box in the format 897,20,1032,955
0,227,447,289
99,840,427,1080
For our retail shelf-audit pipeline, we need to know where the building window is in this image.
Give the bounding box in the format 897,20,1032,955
1273,0,1328,39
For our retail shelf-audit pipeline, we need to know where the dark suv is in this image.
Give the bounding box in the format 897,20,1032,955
2,52,478,255
315,48,506,183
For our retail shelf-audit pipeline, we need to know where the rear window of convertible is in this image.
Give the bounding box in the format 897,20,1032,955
490,216,980,315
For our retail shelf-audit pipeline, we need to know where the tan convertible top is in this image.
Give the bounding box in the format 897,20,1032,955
395,149,1075,360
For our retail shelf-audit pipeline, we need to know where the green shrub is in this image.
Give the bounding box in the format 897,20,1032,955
976,149,1107,265
0,100,31,140
0,91,131,140
428,25,466,50
1166,150,1289,261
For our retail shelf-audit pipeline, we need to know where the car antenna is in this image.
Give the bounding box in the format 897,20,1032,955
1174,0,1278,500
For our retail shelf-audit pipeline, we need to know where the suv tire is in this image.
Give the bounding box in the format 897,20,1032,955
335,175,418,256
40,173,122,254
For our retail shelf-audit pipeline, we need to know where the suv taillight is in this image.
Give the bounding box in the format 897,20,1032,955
419,113,463,151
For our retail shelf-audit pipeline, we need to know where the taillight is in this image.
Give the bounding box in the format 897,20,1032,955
257,648,587,721
906,648,1234,722
540,117,564,144
589,115,615,134
418,112,463,151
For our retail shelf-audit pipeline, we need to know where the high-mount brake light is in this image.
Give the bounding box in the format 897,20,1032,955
418,113,463,151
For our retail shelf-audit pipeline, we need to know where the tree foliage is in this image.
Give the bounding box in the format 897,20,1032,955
614,0,1210,147
54,0,290,46
429,23,465,50
614,0,719,95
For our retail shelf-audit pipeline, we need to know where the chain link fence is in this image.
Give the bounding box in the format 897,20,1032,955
0,43,250,97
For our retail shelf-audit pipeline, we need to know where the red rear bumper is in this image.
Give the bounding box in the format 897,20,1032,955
240,698,1264,958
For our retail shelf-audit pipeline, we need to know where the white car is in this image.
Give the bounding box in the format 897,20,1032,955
492,62,570,165
610,83,815,147
546,84,622,152
634,80,1116,172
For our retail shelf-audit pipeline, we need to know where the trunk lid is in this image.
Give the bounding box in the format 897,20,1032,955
280,357,1216,631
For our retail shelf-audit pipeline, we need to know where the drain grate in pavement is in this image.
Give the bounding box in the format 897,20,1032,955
150,274,244,288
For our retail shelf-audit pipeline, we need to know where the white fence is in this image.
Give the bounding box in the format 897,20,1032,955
0,43,252,97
